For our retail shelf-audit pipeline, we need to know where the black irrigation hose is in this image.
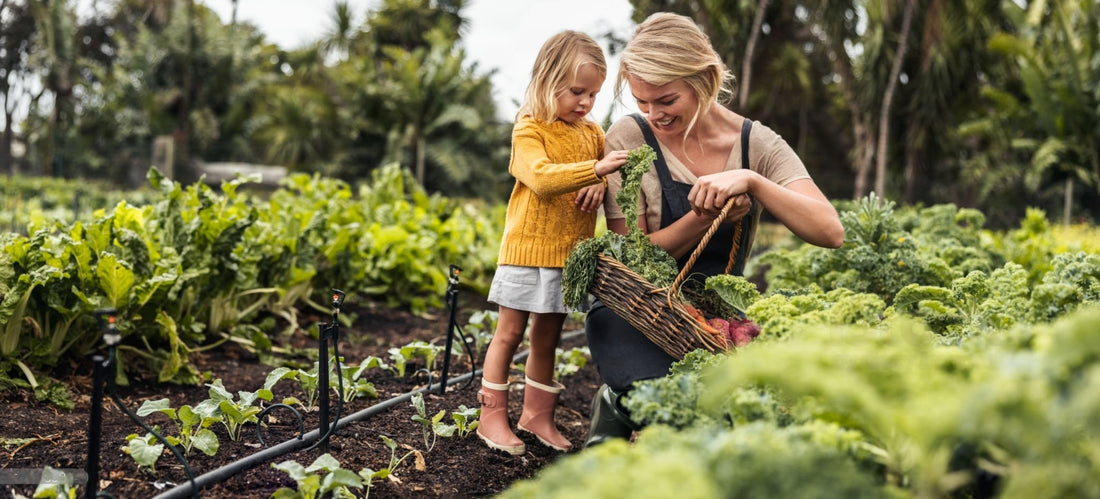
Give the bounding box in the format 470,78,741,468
255,404,305,447
105,348,198,499
150,329,584,499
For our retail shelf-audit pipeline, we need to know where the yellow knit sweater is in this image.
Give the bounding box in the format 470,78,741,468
498,115,606,268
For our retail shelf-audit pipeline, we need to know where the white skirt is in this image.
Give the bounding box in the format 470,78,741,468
487,265,582,314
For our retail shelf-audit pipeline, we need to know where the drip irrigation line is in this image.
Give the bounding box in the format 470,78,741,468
151,328,583,499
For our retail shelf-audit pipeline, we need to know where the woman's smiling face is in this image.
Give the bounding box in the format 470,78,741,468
627,74,700,137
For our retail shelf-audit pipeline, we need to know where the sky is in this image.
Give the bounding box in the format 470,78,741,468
203,0,639,122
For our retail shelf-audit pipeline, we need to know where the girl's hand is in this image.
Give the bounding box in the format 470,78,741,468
595,150,629,178
688,170,754,217
575,183,605,213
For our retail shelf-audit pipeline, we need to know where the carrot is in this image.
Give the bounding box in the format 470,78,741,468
683,304,720,334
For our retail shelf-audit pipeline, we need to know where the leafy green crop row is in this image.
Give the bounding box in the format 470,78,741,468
0,165,503,398
505,195,1100,498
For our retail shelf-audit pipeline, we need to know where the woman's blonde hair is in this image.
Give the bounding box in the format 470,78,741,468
519,30,607,123
617,12,734,137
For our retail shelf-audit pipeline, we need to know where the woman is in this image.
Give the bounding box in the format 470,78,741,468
585,12,845,446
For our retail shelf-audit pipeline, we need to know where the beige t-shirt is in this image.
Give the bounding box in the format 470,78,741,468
603,116,810,232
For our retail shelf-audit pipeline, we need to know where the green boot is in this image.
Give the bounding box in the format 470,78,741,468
584,384,641,448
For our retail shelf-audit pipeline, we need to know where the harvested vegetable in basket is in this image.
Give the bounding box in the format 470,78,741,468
562,145,679,309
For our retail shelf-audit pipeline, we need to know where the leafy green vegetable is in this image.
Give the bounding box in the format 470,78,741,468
704,274,762,314
562,145,678,309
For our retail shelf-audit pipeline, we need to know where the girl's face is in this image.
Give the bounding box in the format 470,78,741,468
555,62,604,123
628,74,700,137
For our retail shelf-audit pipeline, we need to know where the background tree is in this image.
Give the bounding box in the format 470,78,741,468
0,0,36,175
958,0,1100,225
27,0,78,178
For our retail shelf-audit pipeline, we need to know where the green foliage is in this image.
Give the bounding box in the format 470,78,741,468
410,392,456,452
554,347,590,379
461,310,498,359
704,274,762,314
0,167,502,393
206,379,273,441
271,453,364,499
502,425,888,499
744,286,886,339
1029,251,1100,321
516,308,1100,496
338,356,384,404
619,350,718,429
888,264,1031,337
136,398,221,457
388,340,443,378
29,466,78,499
121,431,165,474
615,145,658,226
450,405,480,439
562,145,678,309
762,194,980,301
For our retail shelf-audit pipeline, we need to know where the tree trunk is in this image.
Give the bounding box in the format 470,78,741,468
874,0,916,197
2,107,13,175
818,32,874,199
740,0,772,109
852,122,874,199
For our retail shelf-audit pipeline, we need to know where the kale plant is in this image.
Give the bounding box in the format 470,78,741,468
563,145,679,309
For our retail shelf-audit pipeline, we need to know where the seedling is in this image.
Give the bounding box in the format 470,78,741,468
462,310,498,357
122,430,165,474
388,341,444,378
410,392,455,452
29,466,78,499
338,356,384,403
206,379,273,441
271,453,364,499
451,405,480,439
135,398,221,456
555,346,591,379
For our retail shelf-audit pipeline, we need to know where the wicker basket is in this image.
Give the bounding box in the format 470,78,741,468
590,199,742,360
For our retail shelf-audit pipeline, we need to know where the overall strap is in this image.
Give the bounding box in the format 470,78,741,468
726,118,755,275
741,119,753,170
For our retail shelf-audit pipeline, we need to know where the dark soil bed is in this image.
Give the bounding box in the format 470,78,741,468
1,290,600,498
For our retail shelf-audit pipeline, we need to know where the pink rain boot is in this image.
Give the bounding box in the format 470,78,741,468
476,379,525,455
516,377,573,451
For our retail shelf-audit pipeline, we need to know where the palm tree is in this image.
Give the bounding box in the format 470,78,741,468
898,0,1006,204
377,29,486,186
979,0,1100,223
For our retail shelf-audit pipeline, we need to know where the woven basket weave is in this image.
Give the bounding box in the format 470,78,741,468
590,199,741,360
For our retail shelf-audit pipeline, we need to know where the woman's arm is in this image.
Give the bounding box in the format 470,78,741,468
605,193,754,259
688,170,844,248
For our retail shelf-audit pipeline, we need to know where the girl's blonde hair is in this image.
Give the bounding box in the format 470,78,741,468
519,30,607,123
616,12,734,137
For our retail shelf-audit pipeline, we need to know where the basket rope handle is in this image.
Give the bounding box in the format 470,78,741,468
668,197,742,298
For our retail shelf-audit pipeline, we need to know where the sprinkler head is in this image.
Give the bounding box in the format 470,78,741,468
331,289,346,308
94,309,121,346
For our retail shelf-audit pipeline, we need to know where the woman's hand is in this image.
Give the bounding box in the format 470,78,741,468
688,170,755,219
575,183,605,213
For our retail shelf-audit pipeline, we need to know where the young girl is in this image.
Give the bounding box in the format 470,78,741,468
478,31,629,455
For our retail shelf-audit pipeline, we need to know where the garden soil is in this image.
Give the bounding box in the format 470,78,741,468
1,290,602,498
